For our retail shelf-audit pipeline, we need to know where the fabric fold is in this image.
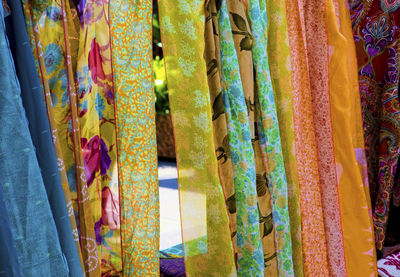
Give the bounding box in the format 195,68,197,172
159,0,236,275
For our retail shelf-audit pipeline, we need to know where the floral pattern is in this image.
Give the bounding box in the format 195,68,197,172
217,1,264,275
159,0,237,275
247,0,294,275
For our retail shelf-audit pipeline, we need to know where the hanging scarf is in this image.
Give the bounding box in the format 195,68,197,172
350,0,400,251
248,0,294,275
159,0,237,275
264,0,303,274
299,0,347,275
326,0,377,275
284,0,330,275
110,0,159,275
218,0,264,274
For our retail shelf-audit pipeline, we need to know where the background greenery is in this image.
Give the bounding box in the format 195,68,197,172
153,0,170,115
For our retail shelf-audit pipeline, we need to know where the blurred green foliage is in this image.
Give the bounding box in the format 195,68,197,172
153,0,170,115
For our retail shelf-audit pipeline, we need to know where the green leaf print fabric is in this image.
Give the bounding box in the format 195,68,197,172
217,0,264,275
248,0,295,275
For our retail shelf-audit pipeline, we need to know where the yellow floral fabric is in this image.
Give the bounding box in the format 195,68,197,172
265,0,303,275
159,0,236,275
110,0,160,275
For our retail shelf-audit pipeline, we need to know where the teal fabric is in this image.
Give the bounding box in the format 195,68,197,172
0,185,21,277
217,1,264,275
4,1,83,276
248,0,294,274
0,2,68,276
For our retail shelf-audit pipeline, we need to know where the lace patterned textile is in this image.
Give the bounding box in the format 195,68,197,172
299,0,346,275
159,0,236,275
285,0,330,275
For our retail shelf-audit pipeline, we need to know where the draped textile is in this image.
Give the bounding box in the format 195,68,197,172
159,0,236,275
299,0,346,275
248,0,294,274
285,0,330,275
204,0,238,258
350,0,400,251
264,0,303,274
0,1,68,274
327,1,377,275
0,186,21,277
218,1,264,274
75,1,122,274
110,0,159,275
5,0,84,275
21,0,112,274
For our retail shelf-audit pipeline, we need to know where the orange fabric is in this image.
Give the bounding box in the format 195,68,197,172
326,1,377,276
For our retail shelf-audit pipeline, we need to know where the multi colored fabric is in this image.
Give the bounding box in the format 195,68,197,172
378,249,400,277
22,1,101,275
264,0,303,274
204,0,238,257
300,0,346,275
159,0,236,275
350,0,400,251
110,0,159,275
248,0,294,275
327,1,377,275
284,0,330,275
0,1,68,274
217,1,264,275
5,0,83,275
75,1,122,274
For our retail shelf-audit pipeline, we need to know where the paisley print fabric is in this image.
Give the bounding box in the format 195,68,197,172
110,0,159,275
284,0,330,275
264,0,303,275
217,1,264,274
299,0,346,275
327,1,377,275
248,0,294,275
350,0,400,251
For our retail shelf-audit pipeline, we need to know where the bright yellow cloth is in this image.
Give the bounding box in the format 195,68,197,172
326,1,377,276
159,0,237,275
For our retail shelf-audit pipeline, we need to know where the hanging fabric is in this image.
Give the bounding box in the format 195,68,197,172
265,0,303,274
218,0,264,274
0,185,21,277
350,0,400,252
248,0,294,274
5,0,84,275
75,1,122,274
159,0,237,275
284,0,330,275
0,1,68,274
110,0,159,275
326,0,377,275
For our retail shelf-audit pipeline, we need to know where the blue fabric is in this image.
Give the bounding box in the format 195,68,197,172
0,2,68,276
4,1,83,276
0,185,21,277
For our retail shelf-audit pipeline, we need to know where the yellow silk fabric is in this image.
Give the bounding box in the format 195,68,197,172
326,1,377,276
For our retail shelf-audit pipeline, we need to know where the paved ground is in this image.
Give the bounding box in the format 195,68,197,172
158,159,182,250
